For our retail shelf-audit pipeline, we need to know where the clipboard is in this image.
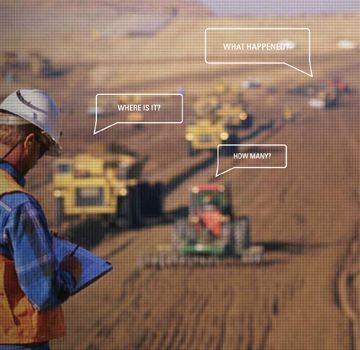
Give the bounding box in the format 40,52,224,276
53,237,113,295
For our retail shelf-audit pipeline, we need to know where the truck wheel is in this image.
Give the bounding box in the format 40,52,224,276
188,143,198,157
241,115,253,129
225,134,238,155
152,182,164,217
117,188,141,229
233,217,251,254
129,186,142,227
137,182,163,218
55,197,65,227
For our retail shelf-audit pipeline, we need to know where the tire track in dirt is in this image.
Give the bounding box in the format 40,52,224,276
337,221,360,350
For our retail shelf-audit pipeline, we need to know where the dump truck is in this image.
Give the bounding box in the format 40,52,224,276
185,117,231,156
215,103,253,129
53,149,163,227
139,184,263,268
212,82,242,96
194,95,221,116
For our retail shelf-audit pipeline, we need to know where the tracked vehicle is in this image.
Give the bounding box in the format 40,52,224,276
139,184,263,268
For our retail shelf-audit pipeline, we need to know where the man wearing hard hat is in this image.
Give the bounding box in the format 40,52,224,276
0,90,81,350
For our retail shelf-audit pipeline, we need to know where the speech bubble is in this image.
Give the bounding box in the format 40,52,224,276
216,144,287,177
205,28,313,77
93,93,183,134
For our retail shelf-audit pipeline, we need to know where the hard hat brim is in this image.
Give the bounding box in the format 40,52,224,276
47,143,62,157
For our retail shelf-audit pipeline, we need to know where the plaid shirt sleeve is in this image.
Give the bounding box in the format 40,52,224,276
5,199,76,311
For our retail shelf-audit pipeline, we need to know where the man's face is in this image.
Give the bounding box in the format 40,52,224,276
22,133,50,173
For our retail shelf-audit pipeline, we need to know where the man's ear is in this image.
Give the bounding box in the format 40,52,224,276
23,133,36,154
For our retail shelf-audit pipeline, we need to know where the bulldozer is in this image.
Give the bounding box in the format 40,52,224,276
53,148,163,227
215,103,253,129
139,184,263,268
185,116,232,157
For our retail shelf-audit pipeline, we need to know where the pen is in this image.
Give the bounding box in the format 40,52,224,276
70,245,79,257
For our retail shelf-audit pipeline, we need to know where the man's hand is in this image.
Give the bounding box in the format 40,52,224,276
51,230,69,240
60,255,82,284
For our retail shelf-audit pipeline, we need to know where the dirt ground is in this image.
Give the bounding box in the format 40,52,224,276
1,6,360,350
51,77,359,350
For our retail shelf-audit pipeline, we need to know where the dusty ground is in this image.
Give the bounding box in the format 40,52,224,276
51,78,359,350
1,6,360,350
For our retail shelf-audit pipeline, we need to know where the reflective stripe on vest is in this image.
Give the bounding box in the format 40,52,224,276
0,169,65,344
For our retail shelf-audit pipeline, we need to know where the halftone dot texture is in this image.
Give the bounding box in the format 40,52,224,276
1,0,359,349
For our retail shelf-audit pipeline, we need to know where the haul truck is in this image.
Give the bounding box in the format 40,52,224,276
53,150,163,227
215,103,253,129
185,117,232,157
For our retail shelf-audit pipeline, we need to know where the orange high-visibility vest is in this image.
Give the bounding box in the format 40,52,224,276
0,169,65,344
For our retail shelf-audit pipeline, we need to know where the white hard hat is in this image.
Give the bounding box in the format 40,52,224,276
0,89,63,156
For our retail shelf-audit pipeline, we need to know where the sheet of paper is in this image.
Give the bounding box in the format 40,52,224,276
53,237,112,295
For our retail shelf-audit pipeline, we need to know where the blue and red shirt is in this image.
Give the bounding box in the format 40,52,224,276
0,161,75,311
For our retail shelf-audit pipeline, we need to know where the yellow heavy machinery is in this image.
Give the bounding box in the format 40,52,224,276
212,82,240,96
215,103,253,129
53,148,163,227
194,95,221,116
185,116,231,157
211,82,245,105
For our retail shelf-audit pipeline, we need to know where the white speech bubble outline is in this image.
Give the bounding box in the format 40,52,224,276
216,144,288,177
94,93,184,135
205,28,313,78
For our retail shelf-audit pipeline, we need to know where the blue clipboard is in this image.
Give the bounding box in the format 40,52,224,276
53,237,113,295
